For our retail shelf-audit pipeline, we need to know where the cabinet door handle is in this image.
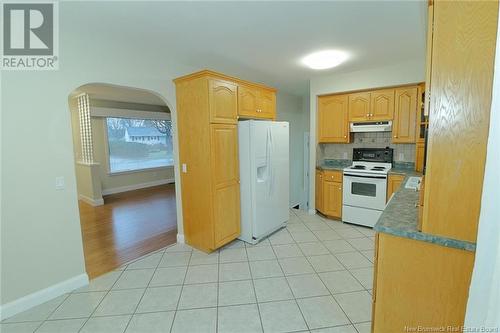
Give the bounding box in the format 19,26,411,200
394,135,398,138
344,135,347,138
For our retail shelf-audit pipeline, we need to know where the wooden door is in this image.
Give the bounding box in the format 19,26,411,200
386,174,405,202
371,89,395,121
258,89,276,119
323,181,342,218
210,124,240,248
315,170,324,213
393,87,417,143
209,79,237,124
238,85,259,118
348,92,370,121
317,95,349,143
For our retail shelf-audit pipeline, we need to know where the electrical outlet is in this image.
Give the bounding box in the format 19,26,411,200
55,177,65,190
399,153,405,161
182,163,187,173
343,152,348,159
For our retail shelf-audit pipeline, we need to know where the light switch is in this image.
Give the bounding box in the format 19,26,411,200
55,177,65,190
182,163,187,173
399,153,404,161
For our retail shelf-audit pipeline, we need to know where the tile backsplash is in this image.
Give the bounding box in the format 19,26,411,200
318,132,416,163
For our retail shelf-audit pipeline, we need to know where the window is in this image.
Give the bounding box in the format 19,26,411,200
106,117,173,173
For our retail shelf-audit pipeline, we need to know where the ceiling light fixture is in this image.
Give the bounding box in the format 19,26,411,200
301,50,349,70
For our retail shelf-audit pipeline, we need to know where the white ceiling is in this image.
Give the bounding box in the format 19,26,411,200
64,1,427,96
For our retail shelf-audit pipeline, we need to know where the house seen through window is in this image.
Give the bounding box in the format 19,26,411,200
106,117,173,173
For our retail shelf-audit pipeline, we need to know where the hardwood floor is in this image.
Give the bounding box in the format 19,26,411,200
78,184,177,279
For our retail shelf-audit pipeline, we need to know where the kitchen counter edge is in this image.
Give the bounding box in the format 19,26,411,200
374,173,476,252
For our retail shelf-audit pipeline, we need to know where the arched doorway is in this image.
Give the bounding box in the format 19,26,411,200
68,83,178,278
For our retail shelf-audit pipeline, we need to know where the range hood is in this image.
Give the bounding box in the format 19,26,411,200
350,121,392,133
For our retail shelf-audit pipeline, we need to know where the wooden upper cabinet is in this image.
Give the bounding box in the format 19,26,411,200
318,94,349,143
415,141,425,172
371,89,395,120
348,92,371,121
238,85,276,120
209,79,238,124
393,87,418,143
238,85,259,118
258,89,276,119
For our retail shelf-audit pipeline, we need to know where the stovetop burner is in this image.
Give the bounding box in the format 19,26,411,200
371,166,386,170
351,165,366,169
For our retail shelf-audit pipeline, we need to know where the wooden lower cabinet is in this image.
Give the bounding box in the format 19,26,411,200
386,174,405,202
315,170,324,213
372,233,474,332
323,180,342,218
316,169,342,219
213,181,240,248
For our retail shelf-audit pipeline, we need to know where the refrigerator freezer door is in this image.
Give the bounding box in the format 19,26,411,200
252,121,289,238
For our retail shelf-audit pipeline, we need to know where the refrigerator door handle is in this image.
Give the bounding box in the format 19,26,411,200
266,127,273,197
269,127,275,197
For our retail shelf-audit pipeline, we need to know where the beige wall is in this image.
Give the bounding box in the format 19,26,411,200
0,10,193,305
276,92,308,208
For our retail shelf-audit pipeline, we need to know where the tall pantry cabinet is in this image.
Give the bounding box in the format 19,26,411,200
174,70,277,252
174,72,240,252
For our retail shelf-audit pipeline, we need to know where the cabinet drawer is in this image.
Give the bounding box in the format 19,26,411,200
323,170,342,182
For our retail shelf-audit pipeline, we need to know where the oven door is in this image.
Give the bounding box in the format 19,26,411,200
343,173,387,210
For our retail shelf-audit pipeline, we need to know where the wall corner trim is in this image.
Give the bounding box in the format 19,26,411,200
0,273,89,321
78,194,104,206
176,233,185,244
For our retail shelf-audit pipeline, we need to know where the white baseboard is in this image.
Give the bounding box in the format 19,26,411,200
176,233,185,244
0,273,89,321
102,178,175,196
78,194,104,206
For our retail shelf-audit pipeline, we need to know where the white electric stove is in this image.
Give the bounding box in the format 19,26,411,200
342,148,393,228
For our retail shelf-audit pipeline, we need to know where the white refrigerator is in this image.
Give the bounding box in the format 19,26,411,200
238,120,289,244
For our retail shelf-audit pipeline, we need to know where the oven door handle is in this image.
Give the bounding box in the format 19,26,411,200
343,173,387,179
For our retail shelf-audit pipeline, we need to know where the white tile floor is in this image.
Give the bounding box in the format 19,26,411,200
1,210,375,333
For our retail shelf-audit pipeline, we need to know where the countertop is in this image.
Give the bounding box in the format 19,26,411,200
316,159,351,171
374,174,476,252
317,159,417,175
316,159,476,252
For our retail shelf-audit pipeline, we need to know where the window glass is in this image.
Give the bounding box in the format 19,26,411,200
106,117,173,173
351,182,376,197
